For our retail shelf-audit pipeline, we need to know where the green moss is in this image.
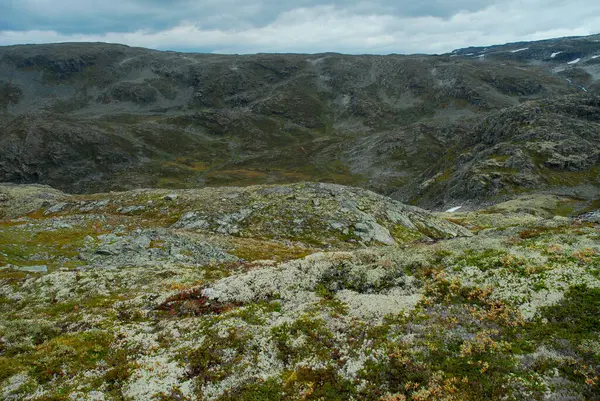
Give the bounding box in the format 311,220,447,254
99,347,136,398
0,356,23,382
435,168,454,183
553,199,579,217
0,270,30,283
0,224,100,270
282,367,356,401
479,166,519,174
454,248,502,269
314,286,349,316
542,166,600,186
28,330,112,384
517,225,573,240
229,239,315,262
218,378,283,400
0,319,61,357
389,224,424,243
540,285,600,337
38,294,123,319
185,323,254,392
270,314,336,366
231,301,282,325
489,154,510,162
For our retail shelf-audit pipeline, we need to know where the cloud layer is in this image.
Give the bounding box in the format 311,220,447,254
1,0,599,54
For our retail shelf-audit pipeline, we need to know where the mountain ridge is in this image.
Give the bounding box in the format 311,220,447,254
1,34,599,209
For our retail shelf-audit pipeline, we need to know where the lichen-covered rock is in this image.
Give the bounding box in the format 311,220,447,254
168,182,472,245
84,229,238,268
0,183,67,219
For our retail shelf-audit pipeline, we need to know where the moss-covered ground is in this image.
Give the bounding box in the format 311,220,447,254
1,185,599,400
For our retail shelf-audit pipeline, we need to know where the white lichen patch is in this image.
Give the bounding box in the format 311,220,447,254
1,373,31,400
68,390,107,401
336,288,421,321
123,354,194,401
114,322,161,352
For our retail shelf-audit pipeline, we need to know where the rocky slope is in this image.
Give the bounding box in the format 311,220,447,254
403,94,600,206
2,37,599,208
1,182,599,400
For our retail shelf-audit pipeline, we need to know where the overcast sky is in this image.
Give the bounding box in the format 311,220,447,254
1,0,599,54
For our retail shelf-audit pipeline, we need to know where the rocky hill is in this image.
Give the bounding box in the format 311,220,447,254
2,37,600,209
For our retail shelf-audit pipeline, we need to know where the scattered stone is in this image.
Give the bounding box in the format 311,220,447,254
95,248,115,256
164,194,178,201
79,199,110,212
15,265,48,273
52,221,73,229
130,235,151,250
172,212,209,230
118,205,145,214
45,202,68,215
216,209,253,235
353,221,396,245
576,210,600,224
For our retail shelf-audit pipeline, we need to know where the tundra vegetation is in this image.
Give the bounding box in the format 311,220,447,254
0,183,599,400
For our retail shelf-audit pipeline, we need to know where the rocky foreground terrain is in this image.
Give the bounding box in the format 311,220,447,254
0,182,599,400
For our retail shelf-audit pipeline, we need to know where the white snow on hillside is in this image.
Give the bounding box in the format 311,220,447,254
550,51,562,58
592,55,600,59
445,206,463,213
510,48,529,53
567,58,581,64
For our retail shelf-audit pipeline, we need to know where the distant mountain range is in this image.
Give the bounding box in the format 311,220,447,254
1,34,599,208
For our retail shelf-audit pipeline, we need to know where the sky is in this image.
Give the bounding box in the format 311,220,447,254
0,0,599,54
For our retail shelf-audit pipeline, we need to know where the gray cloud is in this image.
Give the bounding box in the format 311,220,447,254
1,0,499,33
0,0,599,54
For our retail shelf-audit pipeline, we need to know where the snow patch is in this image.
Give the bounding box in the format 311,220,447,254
550,51,562,58
445,206,463,213
592,55,600,59
510,47,529,53
567,58,581,64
